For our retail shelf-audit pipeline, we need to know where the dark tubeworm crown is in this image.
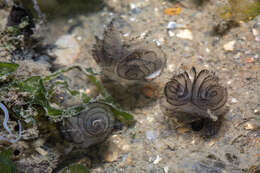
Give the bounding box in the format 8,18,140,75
164,67,228,120
92,20,166,81
61,102,115,148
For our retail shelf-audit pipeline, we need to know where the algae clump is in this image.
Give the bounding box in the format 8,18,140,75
218,0,260,22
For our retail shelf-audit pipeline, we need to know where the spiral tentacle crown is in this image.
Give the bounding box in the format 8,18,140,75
61,102,115,148
92,21,166,81
164,67,228,120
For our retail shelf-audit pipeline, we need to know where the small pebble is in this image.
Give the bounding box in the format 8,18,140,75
124,154,133,165
252,28,259,36
163,166,169,173
227,80,232,85
208,140,216,147
177,127,190,134
123,33,130,37
176,29,193,40
53,35,80,66
167,21,177,29
167,21,185,29
130,17,136,22
67,19,73,24
129,3,136,10
164,7,182,15
130,7,141,14
234,52,241,59
254,109,260,115
76,36,82,41
158,37,165,44
122,144,130,152
168,64,175,72
110,135,130,152
146,130,157,140
153,39,161,47
231,98,238,103
153,155,162,164
168,30,175,37
140,31,148,38
35,147,48,156
147,116,154,122
244,120,260,130
223,40,236,51
245,57,254,63
104,150,118,162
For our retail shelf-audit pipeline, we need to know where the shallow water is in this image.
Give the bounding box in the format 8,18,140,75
1,0,260,172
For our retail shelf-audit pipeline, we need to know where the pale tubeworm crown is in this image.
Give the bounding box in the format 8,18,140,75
92,20,166,82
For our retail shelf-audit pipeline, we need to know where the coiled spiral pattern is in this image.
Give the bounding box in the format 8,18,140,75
116,49,163,80
92,20,165,81
61,102,114,148
164,67,227,118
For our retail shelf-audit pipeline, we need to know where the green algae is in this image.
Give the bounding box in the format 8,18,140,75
218,0,260,22
0,62,134,126
0,149,18,173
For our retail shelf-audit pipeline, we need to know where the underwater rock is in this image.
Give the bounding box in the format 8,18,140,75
6,5,35,37
60,102,115,148
193,159,242,173
53,34,80,66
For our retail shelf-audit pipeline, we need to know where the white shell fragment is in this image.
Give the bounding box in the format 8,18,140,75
223,40,236,51
176,29,193,40
153,155,162,164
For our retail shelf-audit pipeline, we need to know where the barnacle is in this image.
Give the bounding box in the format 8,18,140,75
60,102,114,148
162,67,228,138
92,20,166,82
